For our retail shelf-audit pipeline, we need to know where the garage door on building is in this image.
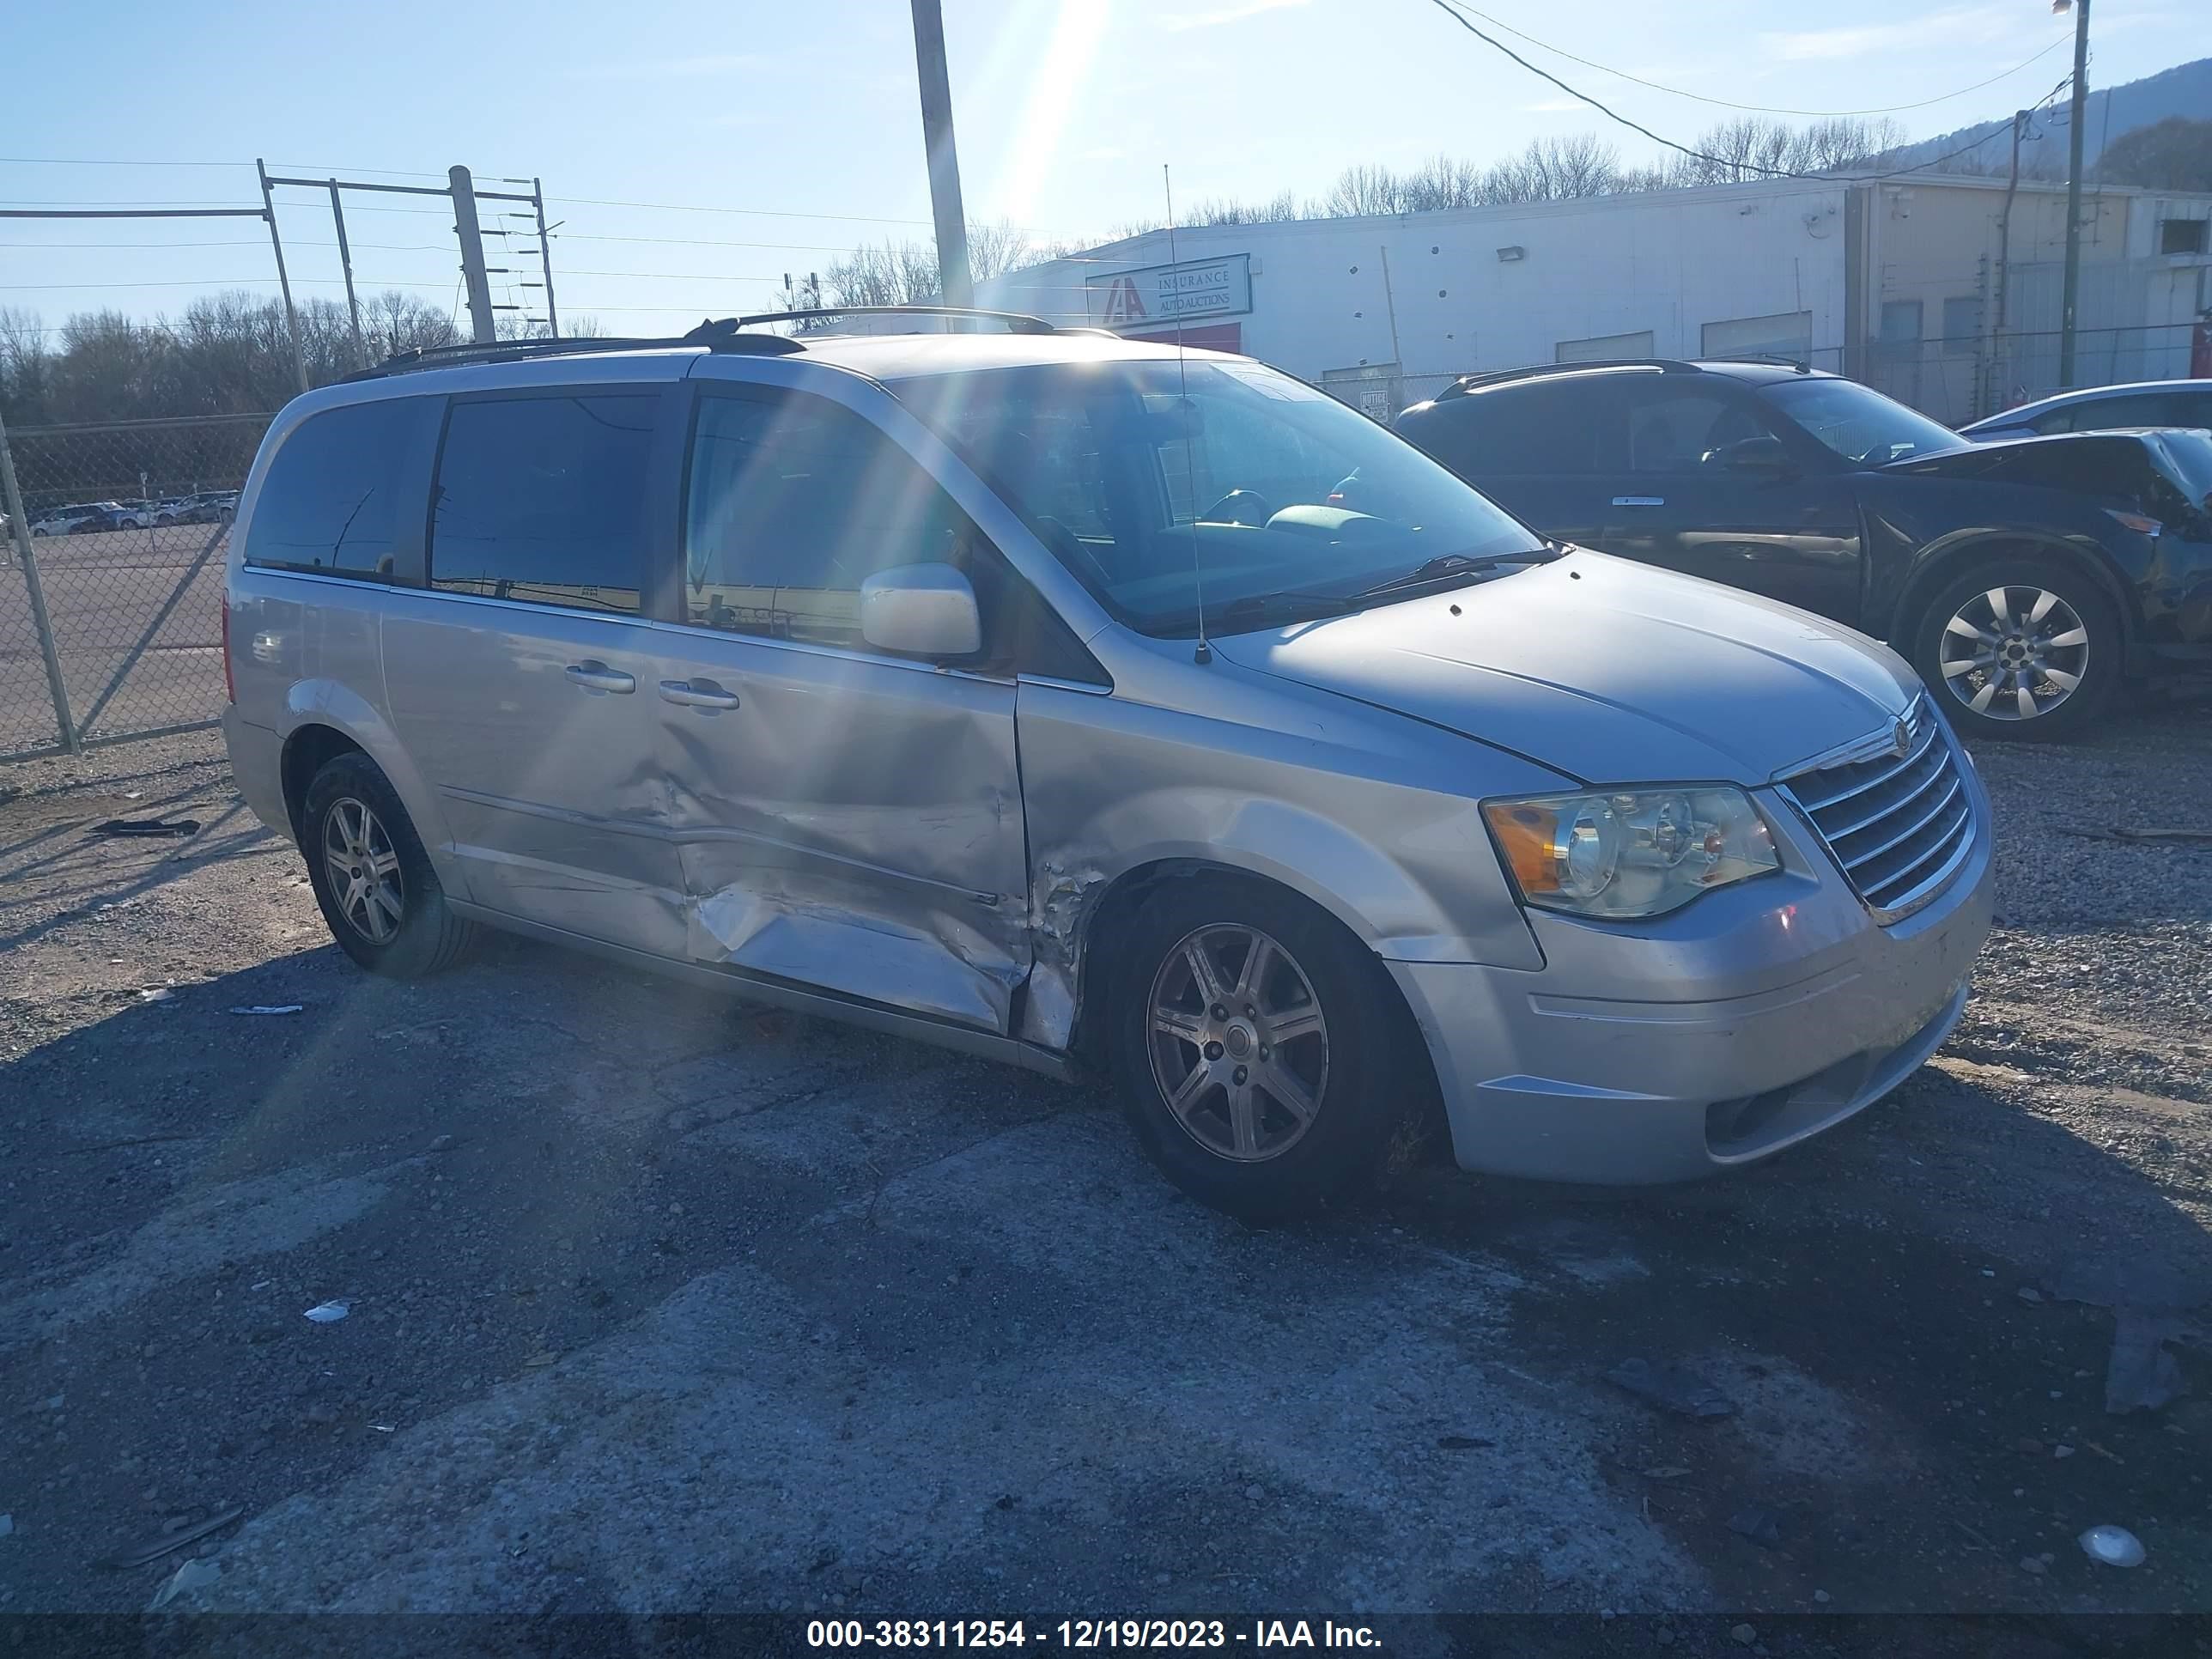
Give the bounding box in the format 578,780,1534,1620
1556,330,1655,363
1700,311,1814,363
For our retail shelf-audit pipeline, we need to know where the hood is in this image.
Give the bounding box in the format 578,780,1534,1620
1880,428,2136,480
1212,550,1917,785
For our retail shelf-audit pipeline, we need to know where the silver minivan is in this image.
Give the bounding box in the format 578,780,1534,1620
222,317,1994,1218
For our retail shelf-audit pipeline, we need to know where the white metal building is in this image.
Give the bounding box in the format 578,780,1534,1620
978,175,2212,425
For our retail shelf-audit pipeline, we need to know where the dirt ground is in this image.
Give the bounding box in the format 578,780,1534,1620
0,706,2207,1650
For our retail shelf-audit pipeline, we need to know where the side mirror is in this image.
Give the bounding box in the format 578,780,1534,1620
860,562,981,659
1711,434,1793,477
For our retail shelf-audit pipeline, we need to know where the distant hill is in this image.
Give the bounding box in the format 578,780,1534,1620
1882,56,2211,180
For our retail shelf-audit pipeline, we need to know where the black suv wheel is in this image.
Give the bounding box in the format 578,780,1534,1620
1910,556,2119,743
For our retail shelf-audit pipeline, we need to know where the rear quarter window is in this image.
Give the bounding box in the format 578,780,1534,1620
243,398,431,578
1400,381,1604,476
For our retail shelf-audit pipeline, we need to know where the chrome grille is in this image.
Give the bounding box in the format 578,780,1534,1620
1783,699,1975,921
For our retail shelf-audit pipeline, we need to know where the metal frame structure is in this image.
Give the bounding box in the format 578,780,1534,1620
258,164,560,368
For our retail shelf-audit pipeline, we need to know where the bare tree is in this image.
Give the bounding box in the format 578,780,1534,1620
1322,163,1407,218
965,221,1035,283
1401,156,1483,213
1192,191,1305,225
364,291,462,357
0,307,53,425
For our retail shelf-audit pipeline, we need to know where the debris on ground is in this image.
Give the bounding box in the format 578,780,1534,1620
135,988,173,1004
92,817,200,839
1727,1504,1784,1547
1603,1358,1734,1419
2045,1257,2204,1415
1729,1626,1756,1647
2105,1311,2191,1415
2079,1525,2147,1568
1640,1464,1692,1480
227,1004,303,1017
302,1300,350,1323
97,1505,245,1571
1434,1434,1494,1450
146,1557,221,1611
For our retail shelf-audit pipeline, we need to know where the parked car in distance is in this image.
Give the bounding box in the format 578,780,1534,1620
29,501,125,536
1960,379,2212,441
223,320,1992,1218
1395,360,2212,741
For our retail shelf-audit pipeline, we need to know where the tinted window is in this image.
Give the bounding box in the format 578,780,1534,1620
1761,377,1960,465
244,398,423,577
1622,386,1773,473
2041,391,2184,433
1406,379,1609,475
429,393,655,613
683,392,984,649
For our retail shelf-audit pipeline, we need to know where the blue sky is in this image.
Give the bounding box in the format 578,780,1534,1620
2,0,2196,340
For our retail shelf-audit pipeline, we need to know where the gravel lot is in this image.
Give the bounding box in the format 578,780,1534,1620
1,704,2207,1645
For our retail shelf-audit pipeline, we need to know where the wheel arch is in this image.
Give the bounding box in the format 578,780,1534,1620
1060,856,1445,1148
1886,531,2138,658
279,723,364,845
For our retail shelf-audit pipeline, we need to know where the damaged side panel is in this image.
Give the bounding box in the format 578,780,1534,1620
655,631,1030,1033
1015,673,1562,1053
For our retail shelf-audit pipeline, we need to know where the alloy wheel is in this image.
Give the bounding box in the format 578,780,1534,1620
1936,584,2089,722
323,797,404,943
1146,923,1329,1163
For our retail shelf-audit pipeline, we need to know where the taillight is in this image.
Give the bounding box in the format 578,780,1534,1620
221,601,235,703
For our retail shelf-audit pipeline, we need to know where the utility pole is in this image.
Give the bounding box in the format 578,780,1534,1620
908,0,974,309
449,165,497,344
256,158,309,393
532,179,560,339
329,179,366,365
1987,109,2030,418
2055,0,2091,387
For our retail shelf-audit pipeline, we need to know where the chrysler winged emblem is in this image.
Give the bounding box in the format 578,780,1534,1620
1893,718,1911,758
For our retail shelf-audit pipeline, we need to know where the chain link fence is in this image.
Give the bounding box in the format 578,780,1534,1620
1,411,270,761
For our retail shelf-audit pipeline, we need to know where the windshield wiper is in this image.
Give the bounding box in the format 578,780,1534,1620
1352,547,1554,601
1209,589,1366,629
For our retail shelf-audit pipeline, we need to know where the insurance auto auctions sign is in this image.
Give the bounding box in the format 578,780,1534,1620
1085,253,1253,330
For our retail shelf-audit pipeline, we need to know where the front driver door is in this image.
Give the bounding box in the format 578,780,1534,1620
1599,380,1864,625
649,378,1030,1034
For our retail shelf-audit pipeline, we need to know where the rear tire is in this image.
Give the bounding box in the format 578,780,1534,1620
301,753,479,978
1909,556,2121,744
1108,876,1413,1221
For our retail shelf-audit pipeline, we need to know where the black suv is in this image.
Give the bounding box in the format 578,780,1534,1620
1395,360,2212,740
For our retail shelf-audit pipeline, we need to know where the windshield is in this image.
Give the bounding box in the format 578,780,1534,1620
1762,376,1963,466
894,359,1546,635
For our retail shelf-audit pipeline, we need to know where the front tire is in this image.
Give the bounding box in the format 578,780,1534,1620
1910,556,2120,743
301,753,479,977
1108,877,1413,1221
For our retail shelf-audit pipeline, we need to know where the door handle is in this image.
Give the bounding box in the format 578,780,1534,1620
659,678,741,711
1612,495,1667,507
564,661,635,694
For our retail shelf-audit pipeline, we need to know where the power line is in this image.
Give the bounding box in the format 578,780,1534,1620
1436,1,2069,118
1419,0,2069,185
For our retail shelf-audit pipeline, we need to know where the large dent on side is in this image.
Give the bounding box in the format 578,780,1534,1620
1019,857,1108,1049
684,857,1025,1033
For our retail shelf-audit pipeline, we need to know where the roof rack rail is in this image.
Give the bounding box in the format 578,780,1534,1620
1431,359,1695,400
1705,352,1814,373
722,304,1060,336
340,321,803,384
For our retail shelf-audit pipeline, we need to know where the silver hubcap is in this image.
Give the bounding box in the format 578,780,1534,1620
323,797,404,943
1146,924,1328,1163
1937,585,2089,722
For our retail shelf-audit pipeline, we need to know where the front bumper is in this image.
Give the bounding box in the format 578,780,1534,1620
1390,773,1995,1184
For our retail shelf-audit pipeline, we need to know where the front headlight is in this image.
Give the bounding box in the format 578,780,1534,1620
1482,787,1780,919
